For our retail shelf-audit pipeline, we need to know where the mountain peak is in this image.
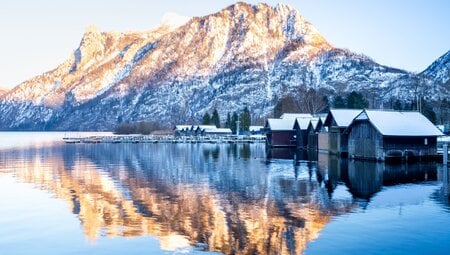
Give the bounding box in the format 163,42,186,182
84,24,101,36
80,24,104,48
160,12,190,29
275,3,295,10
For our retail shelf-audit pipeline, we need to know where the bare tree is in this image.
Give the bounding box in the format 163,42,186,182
294,87,328,114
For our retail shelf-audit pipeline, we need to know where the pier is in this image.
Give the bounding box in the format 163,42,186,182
443,143,449,165
63,135,266,145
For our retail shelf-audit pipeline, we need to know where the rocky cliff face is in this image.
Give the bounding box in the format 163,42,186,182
0,2,447,130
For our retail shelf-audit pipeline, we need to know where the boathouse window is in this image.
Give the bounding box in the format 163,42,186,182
424,138,428,145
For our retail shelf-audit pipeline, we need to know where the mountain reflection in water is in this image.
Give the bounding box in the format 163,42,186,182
0,143,446,254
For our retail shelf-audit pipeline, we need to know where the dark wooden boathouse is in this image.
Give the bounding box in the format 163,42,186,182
320,109,362,156
265,118,296,147
306,118,323,150
346,110,443,161
293,117,313,149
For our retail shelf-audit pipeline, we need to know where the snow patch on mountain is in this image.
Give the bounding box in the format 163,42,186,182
422,50,450,85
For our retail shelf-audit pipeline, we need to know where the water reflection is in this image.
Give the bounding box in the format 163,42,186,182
0,143,445,254
0,144,354,254
266,148,317,162
316,154,438,201
347,161,437,200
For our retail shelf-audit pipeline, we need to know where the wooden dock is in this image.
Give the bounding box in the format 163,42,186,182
63,135,266,145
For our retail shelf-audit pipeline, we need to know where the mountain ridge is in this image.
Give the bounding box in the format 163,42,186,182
0,2,447,130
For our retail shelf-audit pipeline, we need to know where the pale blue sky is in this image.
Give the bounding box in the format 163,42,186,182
1,0,449,88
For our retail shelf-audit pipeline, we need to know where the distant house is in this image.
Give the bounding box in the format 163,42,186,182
249,126,264,135
293,117,313,149
194,125,218,136
320,109,362,156
347,110,443,161
204,128,233,136
174,125,192,137
265,118,296,147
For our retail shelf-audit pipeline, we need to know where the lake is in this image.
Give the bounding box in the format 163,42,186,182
0,132,449,255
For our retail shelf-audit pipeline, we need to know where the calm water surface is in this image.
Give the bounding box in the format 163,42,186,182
0,132,449,255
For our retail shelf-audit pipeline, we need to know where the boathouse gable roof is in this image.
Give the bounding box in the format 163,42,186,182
265,118,296,131
307,118,322,133
350,110,443,137
324,109,363,128
294,117,313,130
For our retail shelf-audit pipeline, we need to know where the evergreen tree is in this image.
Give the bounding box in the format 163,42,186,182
225,112,232,129
333,95,346,108
393,99,403,110
231,112,239,134
422,99,437,124
240,107,251,132
211,108,221,128
202,112,211,125
438,98,450,124
346,91,369,109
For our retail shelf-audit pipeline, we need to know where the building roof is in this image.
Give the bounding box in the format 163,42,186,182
324,109,363,128
195,125,217,131
295,117,313,130
280,113,313,119
204,128,232,134
353,110,443,137
265,118,295,131
249,126,264,132
309,118,320,130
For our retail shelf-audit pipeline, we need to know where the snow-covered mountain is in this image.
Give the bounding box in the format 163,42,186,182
0,2,447,130
421,50,450,90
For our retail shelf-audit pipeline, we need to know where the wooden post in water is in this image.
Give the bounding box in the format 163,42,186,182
443,164,449,197
444,143,448,165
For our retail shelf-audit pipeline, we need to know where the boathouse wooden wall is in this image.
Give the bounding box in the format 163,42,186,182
307,130,318,150
267,131,295,147
294,127,308,149
319,127,350,156
318,132,329,152
348,121,383,160
328,127,348,155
